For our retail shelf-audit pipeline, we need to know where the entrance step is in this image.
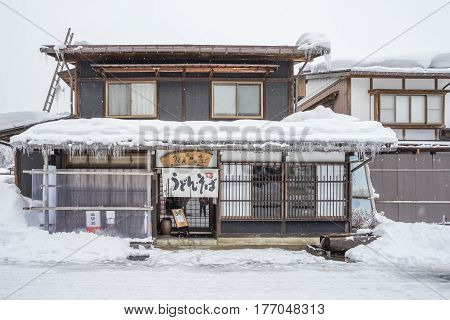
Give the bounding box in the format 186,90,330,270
155,236,218,248
154,236,320,249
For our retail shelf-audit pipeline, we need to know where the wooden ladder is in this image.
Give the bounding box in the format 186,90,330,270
42,28,74,112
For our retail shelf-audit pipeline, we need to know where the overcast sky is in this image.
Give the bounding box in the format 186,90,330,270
0,0,448,113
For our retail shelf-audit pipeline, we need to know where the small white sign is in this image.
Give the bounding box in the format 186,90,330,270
106,211,115,225
85,211,101,232
162,168,219,198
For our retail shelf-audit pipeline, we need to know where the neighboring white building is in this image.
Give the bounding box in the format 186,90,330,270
297,54,450,223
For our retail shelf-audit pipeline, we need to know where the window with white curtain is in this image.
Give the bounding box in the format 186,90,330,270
107,82,156,117
411,95,425,123
212,82,262,118
379,95,395,123
378,94,444,125
427,95,443,124
395,96,409,123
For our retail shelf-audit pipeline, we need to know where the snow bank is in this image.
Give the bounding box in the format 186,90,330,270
296,33,331,53
0,179,135,263
346,215,450,270
10,106,397,154
0,111,70,132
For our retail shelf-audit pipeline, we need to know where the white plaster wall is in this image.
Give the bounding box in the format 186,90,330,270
372,78,402,89
437,79,450,127
404,129,436,140
405,79,435,89
286,152,345,163
437,79,450,90
445,94,450,127
350,78,371,120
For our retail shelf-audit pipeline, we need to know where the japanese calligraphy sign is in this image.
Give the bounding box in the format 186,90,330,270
162,168,219,198
160,151,213,168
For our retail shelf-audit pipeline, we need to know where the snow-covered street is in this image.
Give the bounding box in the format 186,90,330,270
1,248,449,300
1,176,450,300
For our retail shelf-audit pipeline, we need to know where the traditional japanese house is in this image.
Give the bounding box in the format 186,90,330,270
297,55,450,223
10,43,396,245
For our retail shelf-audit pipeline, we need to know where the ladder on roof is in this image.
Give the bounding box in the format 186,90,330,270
42,28,74,112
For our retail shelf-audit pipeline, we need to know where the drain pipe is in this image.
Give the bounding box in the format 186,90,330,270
294,56,311,113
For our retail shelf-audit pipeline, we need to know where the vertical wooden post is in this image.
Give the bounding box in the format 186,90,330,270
146,150,153,241
346,153,353,233
216,151,221,238
43,151,49,232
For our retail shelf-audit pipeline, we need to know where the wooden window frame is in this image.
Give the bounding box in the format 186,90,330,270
105,80,158,118
211,81,264,119
374,91,445,128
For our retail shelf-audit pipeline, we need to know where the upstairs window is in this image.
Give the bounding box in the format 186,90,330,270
378,94,443,125
107,82,157,117
212,82,263,118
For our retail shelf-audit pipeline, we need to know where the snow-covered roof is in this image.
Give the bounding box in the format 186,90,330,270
10,106,397,155
0,111,70,133
296,33,331,56
308,53,450,75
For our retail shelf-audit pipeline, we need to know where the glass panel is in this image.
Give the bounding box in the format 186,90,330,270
131,83,156,116
213,84,236,116
411,95,425,123
237,84,261,116
351,161,370,197
108,84,130,116
379,95,395,123
395,96,409,123
427,95,443,124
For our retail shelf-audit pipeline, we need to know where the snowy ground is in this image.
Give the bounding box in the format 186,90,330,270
1,249,449,300
0,173,449,300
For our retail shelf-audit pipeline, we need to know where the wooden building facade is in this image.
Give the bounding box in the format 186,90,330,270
12,44,395,240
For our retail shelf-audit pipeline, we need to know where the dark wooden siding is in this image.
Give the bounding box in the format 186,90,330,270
370,152,450,223
185,81,210,121
221,221,346,235
76,60,292,121
158,81,182,121
265,82,289,120
79,80,104,118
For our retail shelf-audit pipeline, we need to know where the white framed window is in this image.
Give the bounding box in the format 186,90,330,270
212,82,263,118
107,82,157,117
378,94,444,125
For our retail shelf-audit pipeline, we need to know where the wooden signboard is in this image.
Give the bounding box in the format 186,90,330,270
160,151,212,168
171,208,189,228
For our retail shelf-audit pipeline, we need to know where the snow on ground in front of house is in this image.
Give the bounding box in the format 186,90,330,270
0,177,137,263
10,106,397,152
1,248,449,299
346,215,450,269
0,111,69,132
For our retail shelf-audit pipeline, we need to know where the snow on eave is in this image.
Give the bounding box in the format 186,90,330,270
11,140,397,158
9,108,398,157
